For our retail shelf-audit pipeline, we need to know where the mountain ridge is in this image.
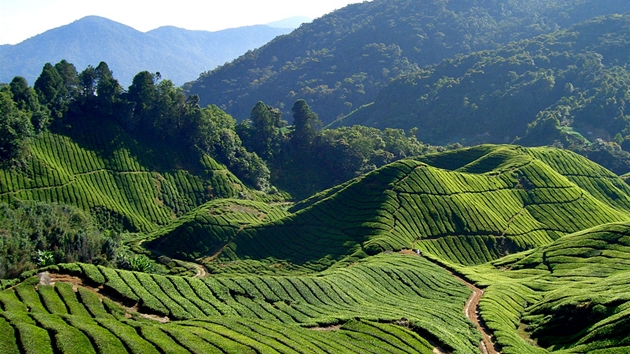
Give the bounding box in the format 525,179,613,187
0,15,295,86
186,0,630,123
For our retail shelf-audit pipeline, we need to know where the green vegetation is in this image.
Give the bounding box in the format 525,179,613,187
337,14,630,175
2,1,630,353
3,144,630,352
0,201,117,279
462,221,630,353
189,146,629,273
186,0,629,125
0,254,478,352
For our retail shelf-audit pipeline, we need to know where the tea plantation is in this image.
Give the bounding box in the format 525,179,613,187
3,144,630,353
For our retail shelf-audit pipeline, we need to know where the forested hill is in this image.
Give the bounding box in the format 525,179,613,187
0,16,293,86
333,14,630,173
185,0,629,124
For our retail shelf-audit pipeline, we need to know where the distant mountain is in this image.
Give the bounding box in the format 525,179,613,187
185,0,630,123
0,16,295,87
266,16,313,28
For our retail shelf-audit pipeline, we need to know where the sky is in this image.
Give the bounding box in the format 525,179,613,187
0,0,366,45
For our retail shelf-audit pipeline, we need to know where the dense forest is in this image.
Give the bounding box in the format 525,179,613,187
186,0,629,125
335,14,630,173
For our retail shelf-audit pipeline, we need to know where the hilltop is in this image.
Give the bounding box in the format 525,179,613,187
186,0,629,123
147,145,630,272
0,16,294,86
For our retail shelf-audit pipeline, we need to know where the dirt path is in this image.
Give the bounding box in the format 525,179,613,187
192,263,208,278
458,278,499,354
37,272,170,323
400,251,500,354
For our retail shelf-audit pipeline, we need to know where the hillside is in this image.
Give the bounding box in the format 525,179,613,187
3,145,630,352
147,145,630,273
186,0,629,124
464,221,630,353
0,121,253,233
0,16,293,86
333,14,630,166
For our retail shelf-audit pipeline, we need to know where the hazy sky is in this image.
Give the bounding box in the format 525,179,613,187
0,0,366,45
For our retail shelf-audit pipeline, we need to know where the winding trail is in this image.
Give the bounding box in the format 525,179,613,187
458,277,499,354
401,250,500,354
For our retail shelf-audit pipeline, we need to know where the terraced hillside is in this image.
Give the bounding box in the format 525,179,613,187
148,145,630,273
464,221,630,353
0,126,250,232
0,254,478,353
3,144,630,353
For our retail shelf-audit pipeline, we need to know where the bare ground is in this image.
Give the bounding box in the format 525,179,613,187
399,251,500,354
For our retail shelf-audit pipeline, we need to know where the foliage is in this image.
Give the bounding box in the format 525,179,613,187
464,221,630,353
0,86,34,163
338,14,630,173
186,0,629,125
0,201,118,279
157,145,630,274
0,254,479,352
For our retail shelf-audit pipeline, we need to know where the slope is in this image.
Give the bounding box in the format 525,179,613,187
186,0,629,124
147,145,630,273
0,120,250,232
334,14,630,150
0,253,479,353
0,16,292,86
463,221,630,353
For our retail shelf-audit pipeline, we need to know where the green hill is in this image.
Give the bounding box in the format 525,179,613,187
0,254,479,353
4,145,630,352
465,221,630,353
186,0,629,125
0,122,251,233
147,145,630,274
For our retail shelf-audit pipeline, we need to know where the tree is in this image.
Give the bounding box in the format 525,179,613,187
245,101,286,159
10,76,50,132
291,99,321,152
126,71,158,132
94,62,122,116
77,65,97,107
54,60,79,105
0,86,34,162
34,63,65,119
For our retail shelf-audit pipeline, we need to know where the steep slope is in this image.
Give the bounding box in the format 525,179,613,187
0,121,251,232
147,145,630,272
466,221,630,353
335,14,630,150
0,16,292,86
186,0,629,124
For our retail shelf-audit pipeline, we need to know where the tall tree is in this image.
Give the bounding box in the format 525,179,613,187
0,87,34,162
34,63,65,119
94,61,122,116
291,99,321,152
10,77,50,132
54,60,79,105
247,101,286,159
